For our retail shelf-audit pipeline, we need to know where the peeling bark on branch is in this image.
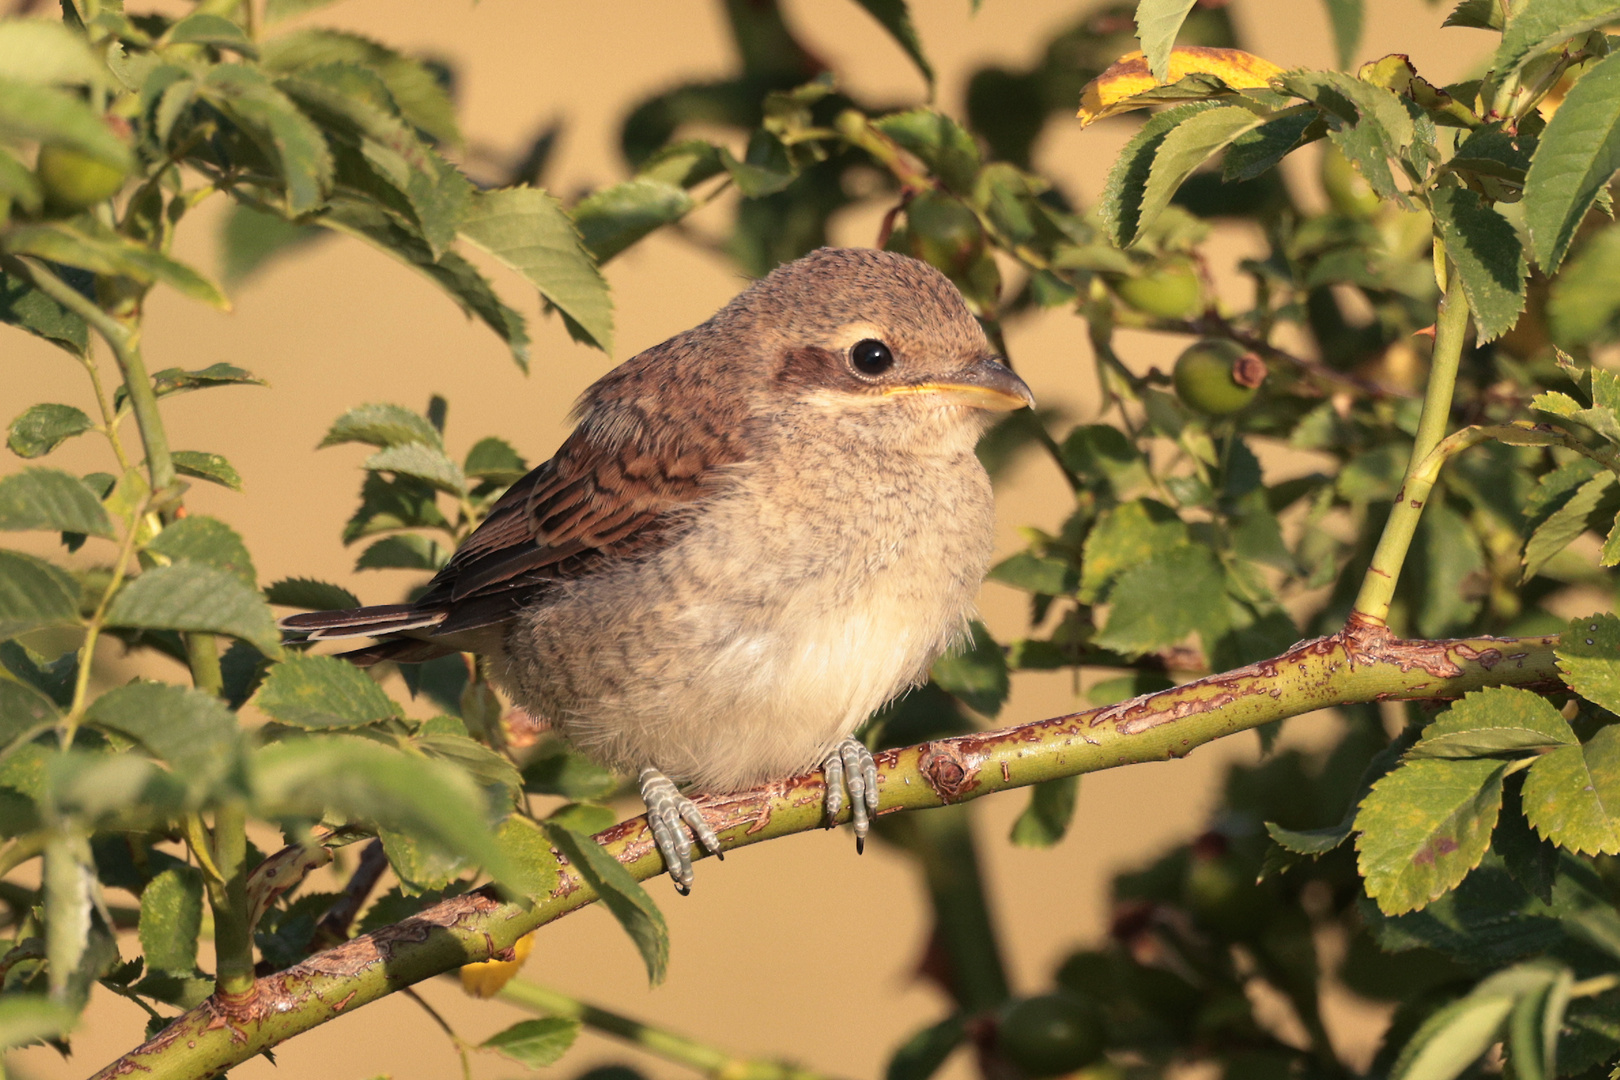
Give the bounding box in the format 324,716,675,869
90,628,1561,1080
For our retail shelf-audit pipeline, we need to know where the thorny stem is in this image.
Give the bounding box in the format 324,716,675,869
1350,263,1471,625
208,800,255,1003
61,490,148,746
90,626,1561,1080
497,977,835,1080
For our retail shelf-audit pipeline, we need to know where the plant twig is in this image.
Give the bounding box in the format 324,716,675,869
401,987,472,1080
7,255,176,495
1350,262,1471,625
87,625,1561,1080
496,977,836,1080
313,839,389,947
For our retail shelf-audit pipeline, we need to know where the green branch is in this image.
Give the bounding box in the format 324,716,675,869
1351,261,1471,625
7,255,175,494
496,977,836,1080
87,626,1560,1080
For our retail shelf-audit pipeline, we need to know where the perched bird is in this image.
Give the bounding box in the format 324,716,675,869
282,247,1034,891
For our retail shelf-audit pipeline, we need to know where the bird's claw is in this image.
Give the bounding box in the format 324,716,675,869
638,767,723,894
822,736,881,853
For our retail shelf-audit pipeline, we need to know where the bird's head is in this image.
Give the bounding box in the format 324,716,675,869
572,248,1034,461
730,248,1035,454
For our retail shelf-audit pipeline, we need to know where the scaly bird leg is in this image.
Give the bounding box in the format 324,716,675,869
821,736,881,853
638,767,723,895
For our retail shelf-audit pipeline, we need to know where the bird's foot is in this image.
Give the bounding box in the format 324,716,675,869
638,767,723,895
821,736,881,853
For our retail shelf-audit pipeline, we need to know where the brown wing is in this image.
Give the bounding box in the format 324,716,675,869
410,415,744,634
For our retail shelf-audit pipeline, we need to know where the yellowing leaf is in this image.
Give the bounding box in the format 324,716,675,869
460,930,535,999
1078,47,1285,126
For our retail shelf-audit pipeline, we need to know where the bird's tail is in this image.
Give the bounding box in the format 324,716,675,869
279,604,447,641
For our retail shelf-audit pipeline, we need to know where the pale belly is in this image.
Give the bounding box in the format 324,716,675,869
490,446,996,792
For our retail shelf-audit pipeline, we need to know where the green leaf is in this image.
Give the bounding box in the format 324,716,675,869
253,654,401,729
1223,109,1320,182
1406,688,1577,760
0,467,112,538
458,187,613,354
873,110,981,192
1390,982,1516,1080
84,681,242,790
1129,105,1267,245
264,577,360,611
1135,0,1199,83
0,77,133,172
3,219,228,309
253,736,521,891
0,677,58,745
260,28,460,146
481,1017,581,1069
463,436,527,483
265,0,343,20
170,450,243,492
1357,757,1506,915
849,0,933,88
146,515,257,585
1492,0,1620,80
364,442,466,496
1100,101,1222,248
1094,545,1228,657
417,731,522,800
0,17,102,85
930,621,1008,718
0,272,88,356
1548,226,1620,345
546,801,616,834
886,1014,966,1080
320,402,441,450
1521,724,1620,855
1523,472,1615,580
1523,50,1620,274
148,363,268,399
355,534,446,572
342,472,448,543
43,830,92,998
571,177,695,264
522,749,618,801
1558,612,1620,713
105,562,283,658
0,549,80,639
7,404,93,459
1009,776,1079,849
1430,186,1528,342
219,203,325,286
491,815,562,901
164,13,257,57
1079,499,1188,602
0,994,75,1052
1267,820,1352,855
1444,0,1502,30
200,63,334,216
1279,71,1414,199
137,866,203,975
1321,0,1364,69
987,551,1077,596
546,824,668,985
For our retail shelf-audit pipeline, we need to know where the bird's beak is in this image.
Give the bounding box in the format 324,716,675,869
883,357,1035,412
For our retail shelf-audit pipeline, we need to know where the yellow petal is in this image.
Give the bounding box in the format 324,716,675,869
1077,47,1286,126
459,931,536,998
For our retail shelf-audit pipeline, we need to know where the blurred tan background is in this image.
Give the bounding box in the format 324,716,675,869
5,2,1493,1077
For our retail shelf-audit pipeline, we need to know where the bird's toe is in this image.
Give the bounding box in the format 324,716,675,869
638,767,721,893
823,737,880,853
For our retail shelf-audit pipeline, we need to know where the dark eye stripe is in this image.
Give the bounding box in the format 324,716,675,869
850,339,894,376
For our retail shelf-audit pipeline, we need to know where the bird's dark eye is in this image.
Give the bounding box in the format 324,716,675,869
850,339,894,376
